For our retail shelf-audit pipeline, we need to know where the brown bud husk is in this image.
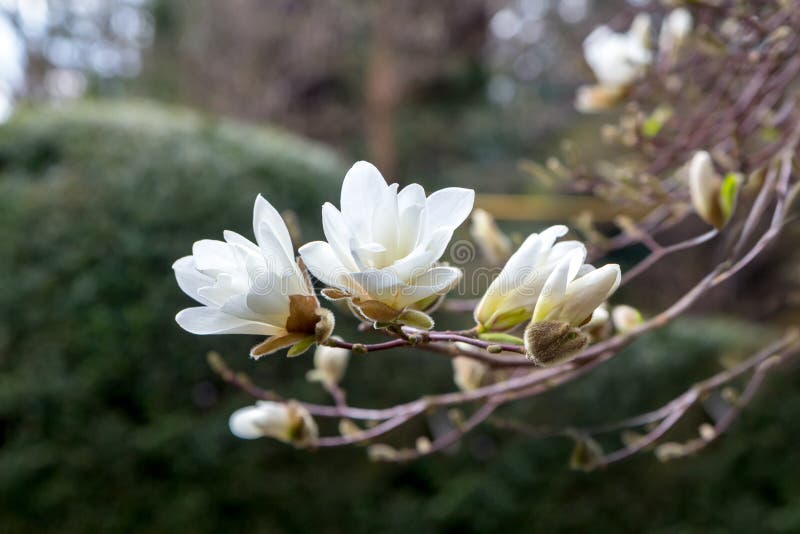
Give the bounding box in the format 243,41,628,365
524,320,589,367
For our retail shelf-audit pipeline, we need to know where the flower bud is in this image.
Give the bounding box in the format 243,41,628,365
688,151,740,229
470,208,512,264
659,8,693,60
524,320,590,367
611,305,643,333
452,356,490,392
575,84,627,113
307,344,350,387
228,401,318,447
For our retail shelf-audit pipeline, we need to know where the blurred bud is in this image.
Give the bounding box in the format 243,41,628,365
611,305,643,333
339,418,362,438
655,441,686,462
229,401,318,447
583,304,612,341
452,355,490,392
367,443,399,462
688,151,740,229
658,8,693,60
575,84,626,113
629,13,653,49
699,423,716,441
569,435,604,472
306,344,350,387
470,208,512,264
524,320,590,367
415,436,433,454
583,303,609,331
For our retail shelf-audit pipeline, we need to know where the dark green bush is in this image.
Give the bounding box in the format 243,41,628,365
0,101,798,533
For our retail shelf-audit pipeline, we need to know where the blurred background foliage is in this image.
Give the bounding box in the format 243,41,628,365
0,0,798,532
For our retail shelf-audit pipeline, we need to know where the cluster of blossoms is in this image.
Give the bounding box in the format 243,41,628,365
576,8,693,112
173,162,623,445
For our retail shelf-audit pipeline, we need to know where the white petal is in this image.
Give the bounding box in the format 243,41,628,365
398,183,426,211
394,266,462,309
175,307,282,335
424,187,475,235
560,264,621,326
173,256,214,306
244,269,291,319
223,230,260,254
254,224,306,295
351,269,404,302
299,241,364,296
253,194,294,261
418,227,453,264
537,225,569,251
192,239,237,273
197,272,243,307
321,203,359,271
387,246,439,282
340,161,388,238
396,203,424,257
372,183,399,257
532,249,584,322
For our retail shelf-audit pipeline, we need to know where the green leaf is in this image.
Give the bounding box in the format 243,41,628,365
719,172,741,224
641,106,673,138
397,309,435,330
286,336,316,358
478,332,524,345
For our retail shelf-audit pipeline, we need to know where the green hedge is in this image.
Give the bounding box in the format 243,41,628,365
0,101,798,533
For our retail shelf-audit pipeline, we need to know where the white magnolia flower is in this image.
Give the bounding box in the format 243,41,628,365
174,195,331,358
659,8,693,59
299,161,474,323
307,344,350,387
577,14,653,112
475,225,619,330
229,401,318,447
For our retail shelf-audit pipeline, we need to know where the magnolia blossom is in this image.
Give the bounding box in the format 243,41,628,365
229,401,318,447
307,344,350,387
577,14,653,112
659,8,693,59
299,161,474,323
174,195,330,357
475,225,620,331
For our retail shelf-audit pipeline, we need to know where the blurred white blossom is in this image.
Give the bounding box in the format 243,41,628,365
576,13,653,112
307,344,350,387
659,8,693,60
